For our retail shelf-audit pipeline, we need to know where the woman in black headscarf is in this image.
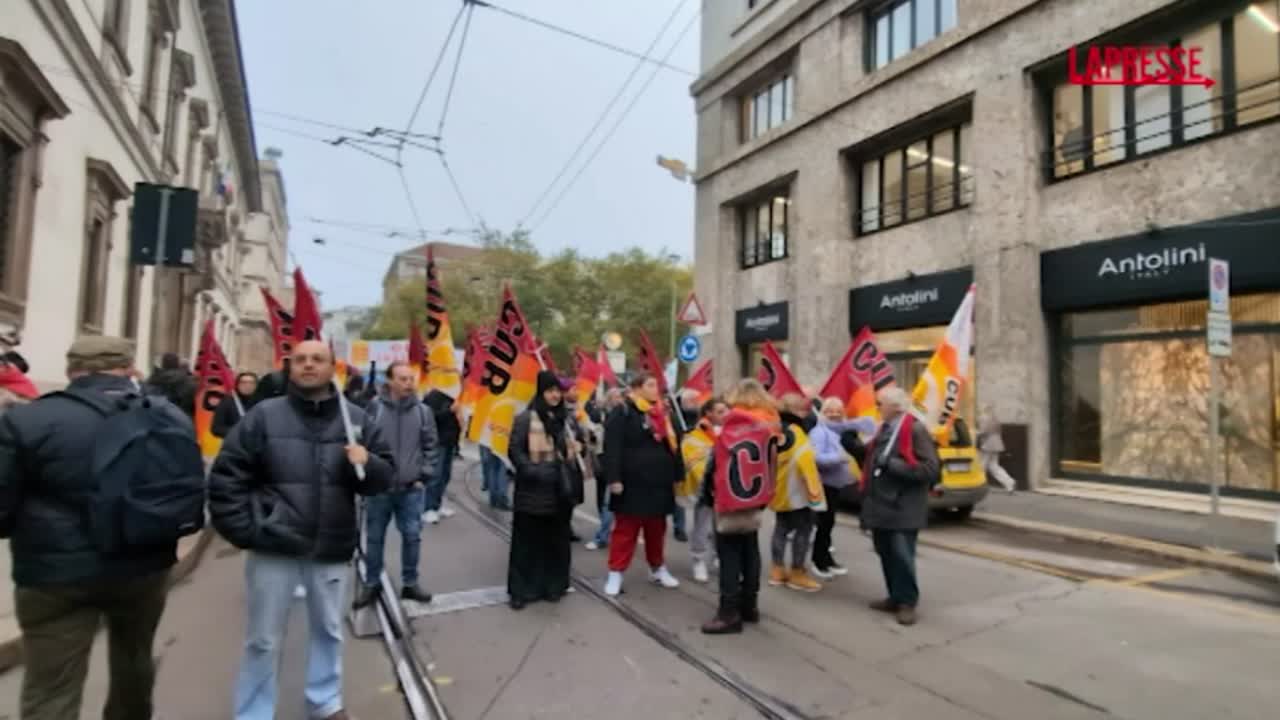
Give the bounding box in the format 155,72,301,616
506,370,583,609
211,372,259,438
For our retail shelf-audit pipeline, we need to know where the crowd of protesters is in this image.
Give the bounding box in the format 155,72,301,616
0,329,982,719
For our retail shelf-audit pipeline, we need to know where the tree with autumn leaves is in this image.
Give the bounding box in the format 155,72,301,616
367,228,692,371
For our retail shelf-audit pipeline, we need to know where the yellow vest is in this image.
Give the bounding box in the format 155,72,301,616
679,426,715,499
770,424,826,512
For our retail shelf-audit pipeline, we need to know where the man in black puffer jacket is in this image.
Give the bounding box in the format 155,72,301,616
145,352,197,418
209,340,393,720
0,335,195,720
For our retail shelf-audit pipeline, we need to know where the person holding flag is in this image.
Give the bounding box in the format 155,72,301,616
601,373,683,596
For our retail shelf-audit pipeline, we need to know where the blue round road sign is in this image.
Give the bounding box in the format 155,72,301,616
677,335,701,363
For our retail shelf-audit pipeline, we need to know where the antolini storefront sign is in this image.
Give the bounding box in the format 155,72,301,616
1042,208,1280,312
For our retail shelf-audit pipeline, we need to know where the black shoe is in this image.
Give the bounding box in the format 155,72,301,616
544,592,563,603
740,595,760,624
401,585,433,603
510,598,526,611
673,529,689,543
701,613,743,634
569,532,582,543
352,585,378,609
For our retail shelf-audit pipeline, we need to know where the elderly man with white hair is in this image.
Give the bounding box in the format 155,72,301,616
845,386,940,626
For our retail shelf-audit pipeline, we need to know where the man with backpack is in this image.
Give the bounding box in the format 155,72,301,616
353,361,439,608
209,339,393,720
0,335,204,720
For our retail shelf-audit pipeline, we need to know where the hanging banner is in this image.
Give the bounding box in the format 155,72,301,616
194,320,236,459
819,327,896,422
911,284,976,431
424,246,462,397
466,285,541,463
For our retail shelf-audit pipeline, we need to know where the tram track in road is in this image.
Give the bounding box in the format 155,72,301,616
453,461,815,720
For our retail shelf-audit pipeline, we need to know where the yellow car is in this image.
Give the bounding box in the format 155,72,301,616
927,418,989,519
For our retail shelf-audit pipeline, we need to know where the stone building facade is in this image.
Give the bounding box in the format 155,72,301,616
693,0,1280,499
2,0,284,389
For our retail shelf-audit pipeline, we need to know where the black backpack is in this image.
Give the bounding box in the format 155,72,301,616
56,387,206,553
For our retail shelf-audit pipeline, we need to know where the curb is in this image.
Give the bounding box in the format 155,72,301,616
0,525,217,674
971,512,1277,581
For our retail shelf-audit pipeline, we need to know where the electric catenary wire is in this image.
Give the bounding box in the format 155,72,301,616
437,2,477,141
517,0,691,229
397,3,468,162
530,8,699,232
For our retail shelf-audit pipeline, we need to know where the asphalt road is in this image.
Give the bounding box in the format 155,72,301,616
2,460,1277,720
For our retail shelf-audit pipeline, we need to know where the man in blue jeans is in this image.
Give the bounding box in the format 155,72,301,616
356,362,440,607
210,340,394,720
423,388,461,523
480,444,512,509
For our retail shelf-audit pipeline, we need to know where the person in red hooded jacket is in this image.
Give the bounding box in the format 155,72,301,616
0,353,39,413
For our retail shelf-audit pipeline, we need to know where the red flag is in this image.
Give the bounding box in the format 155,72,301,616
711,409,778,513
261,288,294,369
194,320,236,458
818,327,896,419
292,268,323,343
755,340,804,399
683,359,713,406
598,345,620,388
635,330,669,396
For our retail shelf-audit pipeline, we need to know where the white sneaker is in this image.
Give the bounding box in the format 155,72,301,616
827,563,850,577
692,561,709,583
425,510,440,525
811,565,834,581
438,505,457,518
584,541,601,551
650,566,680,589
293,585,307,599
604,571,623,597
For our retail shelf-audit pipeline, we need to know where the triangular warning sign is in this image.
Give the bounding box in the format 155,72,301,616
677,292,708,326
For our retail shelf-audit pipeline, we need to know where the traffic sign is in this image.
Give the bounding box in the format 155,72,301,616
1207,310,1232,357
677,292,708,326
677,334,701,363
1209,258,1230,313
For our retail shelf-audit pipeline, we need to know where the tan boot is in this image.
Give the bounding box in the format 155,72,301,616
786,569,822,593
767,564,789,586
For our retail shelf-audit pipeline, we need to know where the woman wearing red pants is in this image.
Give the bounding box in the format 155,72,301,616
602,373,683,596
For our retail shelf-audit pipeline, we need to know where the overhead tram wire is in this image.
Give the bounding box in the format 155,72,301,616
439,154,478,228
396,4,468,163
467,0,695,77
436,2,476,141
517,0,691,229
530,9,700,232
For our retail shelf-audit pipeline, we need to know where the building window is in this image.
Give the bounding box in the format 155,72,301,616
1046,2,1280,180
1056,293,1280,496
81,160,130,334
856,121,973,235
0,137,18,298
740,74,794,141
739,192,790,269
869,0,958,70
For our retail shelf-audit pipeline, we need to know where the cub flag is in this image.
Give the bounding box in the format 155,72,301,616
193,320,236,459
424,246,462,397
598,345,621,388
682,360,713,406
261,289,294,370
635,330,669,395
291,268,323,342
755,341,804,399
459,328,490,412
466,285,541,463
819,327,895,422
712,409,780,513
912,283,976,432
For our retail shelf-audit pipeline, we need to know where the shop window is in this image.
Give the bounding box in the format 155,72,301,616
1043,3,1280,180
855,121,972,235
739,190,790,269
868,0,958,71
1056,293,1280,495
740,73,794,142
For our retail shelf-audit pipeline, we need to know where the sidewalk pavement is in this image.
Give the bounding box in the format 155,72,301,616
0,527,215,673
975,484,1278,577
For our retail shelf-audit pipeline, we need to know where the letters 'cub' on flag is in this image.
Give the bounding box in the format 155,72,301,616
682,360,713,407
754,340,804,399
424,246,461,398
712,408,781,514
194,320,236,459
912,283,976,434
466,285,540,463
819,327,895,423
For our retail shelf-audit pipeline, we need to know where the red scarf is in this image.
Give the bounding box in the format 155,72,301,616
0,364,38,399
858,413,918,492
633,395,677,454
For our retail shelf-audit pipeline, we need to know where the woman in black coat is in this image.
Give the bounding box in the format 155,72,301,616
601,373,683,597
506,371,582,609
211,372,259,438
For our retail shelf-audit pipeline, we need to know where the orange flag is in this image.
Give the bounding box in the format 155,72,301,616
755,340,804,399
682,359,713,406
194,320,236,459
424,246,461,397
408,320,429,395
466,285,541,461
572,347,602,420
819,327,896,422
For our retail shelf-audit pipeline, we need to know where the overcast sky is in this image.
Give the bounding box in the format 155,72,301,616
237,0,700,309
